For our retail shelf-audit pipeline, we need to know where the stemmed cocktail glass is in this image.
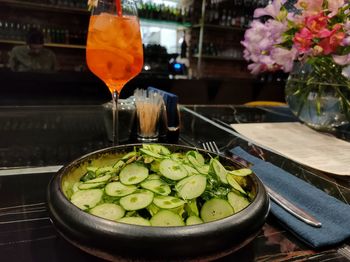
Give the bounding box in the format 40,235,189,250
86,0,143,144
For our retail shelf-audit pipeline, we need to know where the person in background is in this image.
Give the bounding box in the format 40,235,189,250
9,28,58,72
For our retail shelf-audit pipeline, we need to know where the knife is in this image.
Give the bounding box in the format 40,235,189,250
265,184,322,228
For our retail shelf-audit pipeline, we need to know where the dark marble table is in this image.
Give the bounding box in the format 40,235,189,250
0,104,349,261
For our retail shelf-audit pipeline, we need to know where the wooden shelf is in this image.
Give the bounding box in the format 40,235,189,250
192,54,244,61
200,74,254,80
0,39,23,45
140,18,191,29
0,39,86,49
46,43,86,49
1,0,192,25
0,0,89,15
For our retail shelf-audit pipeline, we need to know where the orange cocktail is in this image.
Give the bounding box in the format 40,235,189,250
86,13,143,94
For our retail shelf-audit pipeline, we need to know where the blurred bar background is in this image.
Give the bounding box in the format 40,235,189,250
0,0,286,105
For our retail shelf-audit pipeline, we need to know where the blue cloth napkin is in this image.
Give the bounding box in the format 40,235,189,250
231,146,350,249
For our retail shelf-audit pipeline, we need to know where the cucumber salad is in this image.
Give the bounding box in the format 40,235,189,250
69,144,254,227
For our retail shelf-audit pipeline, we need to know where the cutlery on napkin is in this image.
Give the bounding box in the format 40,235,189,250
230,146,350,249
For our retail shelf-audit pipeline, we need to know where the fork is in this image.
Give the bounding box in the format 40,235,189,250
201,141,322,228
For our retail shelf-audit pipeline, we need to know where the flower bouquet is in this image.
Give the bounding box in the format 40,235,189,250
241,0,350,130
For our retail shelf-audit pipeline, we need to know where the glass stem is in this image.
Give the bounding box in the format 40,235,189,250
112,90,119,145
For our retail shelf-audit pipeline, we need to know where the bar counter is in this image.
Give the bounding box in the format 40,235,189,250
0,104,349,261
0,71,285,105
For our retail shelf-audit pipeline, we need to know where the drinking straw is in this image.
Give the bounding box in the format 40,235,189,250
116,0,122,16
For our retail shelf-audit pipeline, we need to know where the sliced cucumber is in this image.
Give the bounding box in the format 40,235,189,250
112,160,125,171
185,200,199,217
226,173,247,195
186,155,198,166
89,203,125,221
105,182,137,197
85,174,111,184
159,159,187,180
71,189,103,210
228,168,252,177
67,144,254,226
118,217,151,226
154,144,171,156
125,155,138,164
150,161,161,173
232,175,248,188
121,151,138,160
150,210,185,227
183,164,200,176
140,179,171,196
96,166,115,176
187,154,206,173
176,175,207,200
227,191,250,213
119,190,154,211
143,144,171,156
80,171,96,182
72,182,82,192
86,166,98,173
200,198,234,222
153,196,185,209
210,158,228,184
168,205,185,218
186,216,203,225
194,164,210,175
78,182,105,190
146,174,162,180
186,151,205,165
186,155,210,174
143,156,154,164
170,152,186,162
146,203,160,216
139,148,163,159
119,163,149,185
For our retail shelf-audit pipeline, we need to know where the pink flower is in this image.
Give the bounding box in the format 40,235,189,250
242,0,350,75
294,0,323,15
342,36,350,46
344,21,350,31
328,0,345,17
342,21,350,45
248,63,265,75
271,47,298,72
333,54,350,65
318,31,345,54
241,19,287,74
293,28,313,53
305,13,330,37
254,0,286,18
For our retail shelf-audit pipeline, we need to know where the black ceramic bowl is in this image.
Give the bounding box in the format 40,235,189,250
47,144,270,262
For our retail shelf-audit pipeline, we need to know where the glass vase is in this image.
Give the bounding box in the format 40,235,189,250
285,61,350,131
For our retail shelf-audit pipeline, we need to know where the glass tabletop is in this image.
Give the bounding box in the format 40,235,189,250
0,104,349,261
180,105,350,201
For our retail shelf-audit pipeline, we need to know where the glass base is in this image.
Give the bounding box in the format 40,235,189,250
103,99,136,143
137,135,158,142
